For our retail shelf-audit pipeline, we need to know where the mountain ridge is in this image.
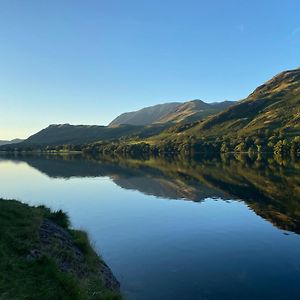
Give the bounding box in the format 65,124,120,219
109,102,180,126
1,67,299,152
157,100,235,124
109,99,235,126
160,67,300,140
6,100,235,147
0,139,24,146
11,123,169,147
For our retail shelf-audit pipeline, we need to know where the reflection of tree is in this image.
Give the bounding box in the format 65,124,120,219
2,153,300,234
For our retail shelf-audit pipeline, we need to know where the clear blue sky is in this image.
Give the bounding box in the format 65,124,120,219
0,0,299,139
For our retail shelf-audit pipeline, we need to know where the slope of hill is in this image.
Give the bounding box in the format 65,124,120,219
192,68,300,137
9,123,169,147
109,100,234,126
0,138,24,146
158,100,235,123
109,102,180,126
0,199,121,299
86,67,299,156
13,99,235,148
158,67,300,141
3,67,298,152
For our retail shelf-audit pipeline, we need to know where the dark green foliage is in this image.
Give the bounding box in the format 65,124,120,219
48,209,70,229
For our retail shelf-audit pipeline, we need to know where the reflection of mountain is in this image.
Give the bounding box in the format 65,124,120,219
132,156,300,234
0,154,227,200
113,176,229,200
2,154,300,234
0,139,23,146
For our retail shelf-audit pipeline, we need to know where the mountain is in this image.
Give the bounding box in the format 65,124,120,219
3,67,298,151
109,102,180,126
11,123,168,147
22,124,137,146
0,139,24,146
13,99,235,147
163,67,300,140
86,67,299,156
109,100,234,126
158,100,235,123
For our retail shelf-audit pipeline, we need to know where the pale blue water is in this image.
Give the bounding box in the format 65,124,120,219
0,155,299,299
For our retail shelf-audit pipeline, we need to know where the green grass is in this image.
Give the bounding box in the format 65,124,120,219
0,199,121,300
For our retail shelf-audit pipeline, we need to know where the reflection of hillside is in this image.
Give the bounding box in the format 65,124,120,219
114,176,228,200
0,154,142,178
1,154,227,201
1,153,299,234
115,156,300,234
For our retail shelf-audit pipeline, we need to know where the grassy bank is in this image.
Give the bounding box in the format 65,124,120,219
0,199,121,300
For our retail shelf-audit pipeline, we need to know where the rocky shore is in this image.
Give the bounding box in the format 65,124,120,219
0,199,121,300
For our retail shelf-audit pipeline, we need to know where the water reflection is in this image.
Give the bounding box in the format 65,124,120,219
2,153,300,234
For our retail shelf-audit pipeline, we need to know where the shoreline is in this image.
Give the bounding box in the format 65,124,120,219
0,199,121,300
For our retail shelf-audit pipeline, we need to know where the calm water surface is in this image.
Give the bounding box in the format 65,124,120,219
0,154,300,300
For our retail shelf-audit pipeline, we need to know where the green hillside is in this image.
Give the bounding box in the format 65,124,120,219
6,123,169,148
157,100,234,124
133,67,300,154
0,199,121,300
81,68,300,157
0,99,233,149
109,100,234,126
2,68,299,157
109,102,180,126
180,68,300,138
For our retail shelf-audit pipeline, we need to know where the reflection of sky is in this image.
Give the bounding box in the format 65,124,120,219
0,160,299,300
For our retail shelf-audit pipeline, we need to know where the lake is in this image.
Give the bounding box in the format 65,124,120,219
0,153,299,300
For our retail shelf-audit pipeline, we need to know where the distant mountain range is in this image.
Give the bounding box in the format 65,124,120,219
109,99,234,126
4,100,235,147
0,139,24,146
1,67,299,150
